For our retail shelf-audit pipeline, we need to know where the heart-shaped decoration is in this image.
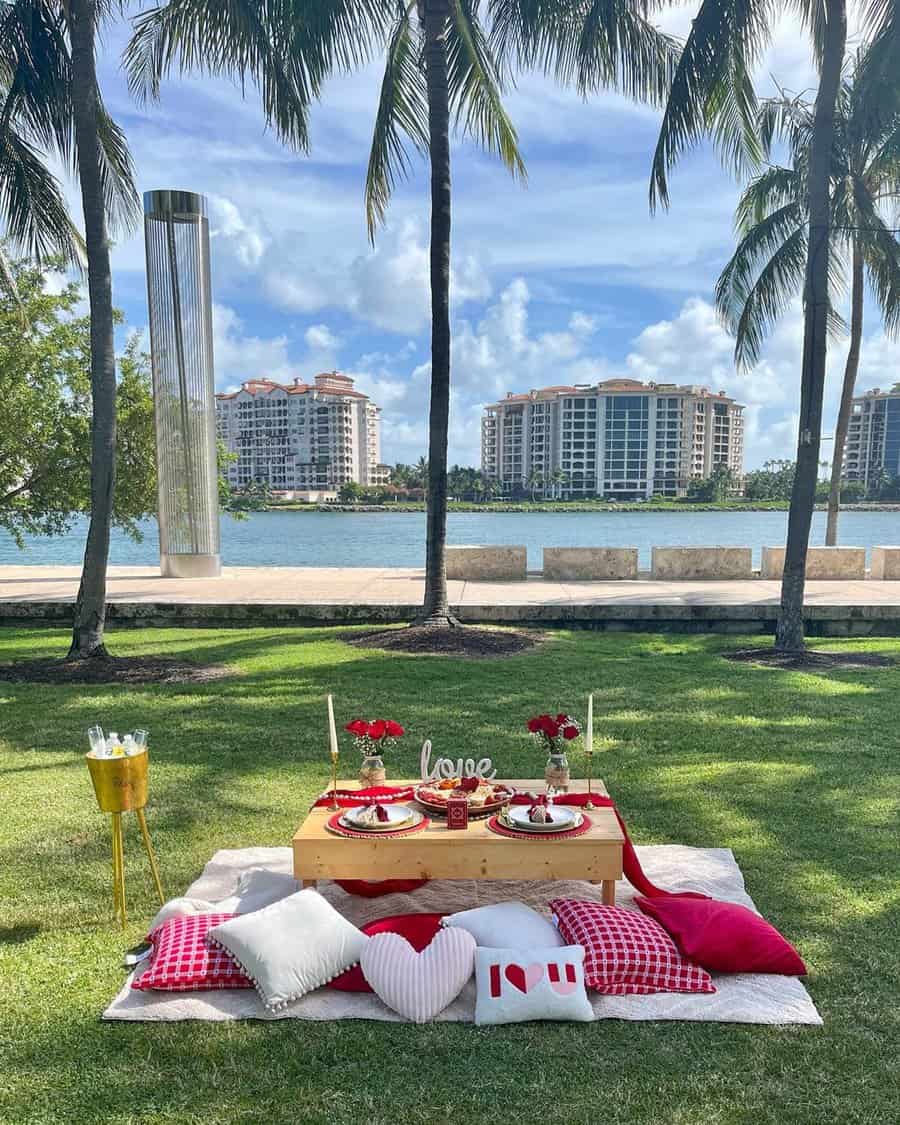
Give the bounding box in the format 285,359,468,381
505,962,544,994
360,927,476,1023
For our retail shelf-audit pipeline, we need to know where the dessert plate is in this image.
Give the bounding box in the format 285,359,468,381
504,806,581,833
340,804,420,832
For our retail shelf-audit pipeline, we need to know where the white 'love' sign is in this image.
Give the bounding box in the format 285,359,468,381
419,739,496,782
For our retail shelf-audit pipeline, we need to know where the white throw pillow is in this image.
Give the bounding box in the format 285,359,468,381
474,945,594,1026
209,889,368,1011
443,902,563,949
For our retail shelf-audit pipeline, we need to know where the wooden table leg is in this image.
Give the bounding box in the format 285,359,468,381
301,879,317,889
601,879,616,906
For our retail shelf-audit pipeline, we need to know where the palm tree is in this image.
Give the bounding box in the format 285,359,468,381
644,0,852,652
126,0,524,628
716,61,900,549
4,0,140,658
527,467,544,501
550,467,567,499
415,454,430,496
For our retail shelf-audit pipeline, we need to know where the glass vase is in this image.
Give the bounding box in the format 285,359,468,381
544,750,570,793
359,754,386,787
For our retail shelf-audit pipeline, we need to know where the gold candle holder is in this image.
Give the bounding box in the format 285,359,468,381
584,749,595,810
329,750,340,811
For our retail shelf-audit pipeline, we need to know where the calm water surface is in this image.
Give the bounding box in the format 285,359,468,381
2,510,899,570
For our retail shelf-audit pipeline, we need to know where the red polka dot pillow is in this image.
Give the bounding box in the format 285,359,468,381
549,900,715,996
132,913,252,992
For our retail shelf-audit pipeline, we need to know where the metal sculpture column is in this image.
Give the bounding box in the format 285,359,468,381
144,189,221,577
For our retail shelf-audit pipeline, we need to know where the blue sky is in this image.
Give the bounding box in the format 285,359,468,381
74,7,900,470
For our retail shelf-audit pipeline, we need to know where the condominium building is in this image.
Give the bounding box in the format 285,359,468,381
841,386,900,487
481,380,744,499
215,372,383,493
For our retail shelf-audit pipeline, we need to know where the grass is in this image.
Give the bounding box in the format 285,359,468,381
0,625,898,1125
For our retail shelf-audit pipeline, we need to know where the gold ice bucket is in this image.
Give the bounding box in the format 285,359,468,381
86,749,149,813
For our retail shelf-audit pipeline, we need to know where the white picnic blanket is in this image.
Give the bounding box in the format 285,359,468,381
104,844,822,1025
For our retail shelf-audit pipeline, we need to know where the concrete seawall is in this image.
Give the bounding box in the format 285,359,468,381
2,566,900,636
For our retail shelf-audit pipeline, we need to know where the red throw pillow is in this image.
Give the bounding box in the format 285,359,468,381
132,913,252,992
336,879,428,898
550,900,715,996
328,913,446,992
635,896,807,975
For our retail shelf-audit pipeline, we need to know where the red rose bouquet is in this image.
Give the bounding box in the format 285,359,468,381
344,718,405,756
526,712,581,753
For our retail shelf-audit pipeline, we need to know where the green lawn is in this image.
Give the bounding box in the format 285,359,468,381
1,626,897,1125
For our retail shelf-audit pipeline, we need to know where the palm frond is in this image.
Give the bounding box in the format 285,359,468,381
447,0,525,178
364,3,428,241
860,0,896,37
0,124,84,265
852,26,900,168
716,199,805,338
96,100,141,236
0,0,74,163
756,92,814,161
728,225,808,368
851,175,900,336
734,165,802,231
650,0,771,211
489,0,679,107
125,0,388,153
793,0,828,66
865,116,900,189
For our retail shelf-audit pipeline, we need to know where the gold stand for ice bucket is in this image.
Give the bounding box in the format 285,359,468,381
86,750,165,927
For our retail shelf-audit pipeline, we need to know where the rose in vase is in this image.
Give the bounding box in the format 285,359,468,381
344,718,405,756
526,712,581,753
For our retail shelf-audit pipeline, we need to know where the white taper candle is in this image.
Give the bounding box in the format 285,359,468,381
585,692,593,754
327,694,339,757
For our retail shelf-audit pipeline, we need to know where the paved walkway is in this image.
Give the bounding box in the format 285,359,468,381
1,563,900,604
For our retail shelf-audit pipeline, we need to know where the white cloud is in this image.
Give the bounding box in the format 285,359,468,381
209,196,269,268
264,219,491,334
304,324,341,352
212,304,300,389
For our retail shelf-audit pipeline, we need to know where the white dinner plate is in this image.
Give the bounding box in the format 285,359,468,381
504,805,581,833
340,804,419,832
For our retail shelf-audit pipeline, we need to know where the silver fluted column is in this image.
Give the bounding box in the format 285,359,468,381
143,189,221,578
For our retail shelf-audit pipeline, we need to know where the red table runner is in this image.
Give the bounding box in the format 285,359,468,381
313,786,706,900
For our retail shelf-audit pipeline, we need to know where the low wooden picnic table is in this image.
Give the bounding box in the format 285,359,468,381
292,778,624,904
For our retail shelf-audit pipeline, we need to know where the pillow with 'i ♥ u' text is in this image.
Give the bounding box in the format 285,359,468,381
474,945,594,1025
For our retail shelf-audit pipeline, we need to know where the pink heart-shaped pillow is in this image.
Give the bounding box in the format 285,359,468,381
360,927,476,1023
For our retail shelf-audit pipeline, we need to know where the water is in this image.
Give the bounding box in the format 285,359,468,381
2,509,899,570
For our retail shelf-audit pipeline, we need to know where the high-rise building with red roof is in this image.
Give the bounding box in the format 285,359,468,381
216,372,387,494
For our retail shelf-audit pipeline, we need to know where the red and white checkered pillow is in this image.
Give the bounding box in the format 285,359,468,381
132,913,252,992
549,900,715,996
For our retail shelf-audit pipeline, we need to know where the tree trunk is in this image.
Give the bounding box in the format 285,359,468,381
775,0,847,652
825,244,864,545
418,0,457,627
68,0,117,659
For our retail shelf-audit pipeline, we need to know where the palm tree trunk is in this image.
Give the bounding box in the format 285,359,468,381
775,0,847,653
825,244,864,545
67,0,117,659
418,0,457,627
